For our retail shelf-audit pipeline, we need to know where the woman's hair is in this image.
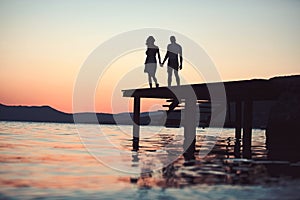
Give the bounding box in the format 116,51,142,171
146,36,155,46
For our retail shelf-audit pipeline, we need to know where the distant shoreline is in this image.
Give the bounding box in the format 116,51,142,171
1,75,300,129
0,102,267,128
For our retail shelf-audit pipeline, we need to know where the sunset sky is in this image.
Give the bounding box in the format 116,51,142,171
1,0,299,113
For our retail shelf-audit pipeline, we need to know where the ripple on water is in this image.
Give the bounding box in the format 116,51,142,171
0,122,300,199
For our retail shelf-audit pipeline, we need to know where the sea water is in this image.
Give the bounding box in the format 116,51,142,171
0,121,299,200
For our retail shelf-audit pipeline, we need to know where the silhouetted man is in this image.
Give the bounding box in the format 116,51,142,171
161,36,183,86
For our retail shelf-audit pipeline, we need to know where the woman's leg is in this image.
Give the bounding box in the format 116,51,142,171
148,73,152,88
152,75,159,88
152,76,158,84
150,63,159,87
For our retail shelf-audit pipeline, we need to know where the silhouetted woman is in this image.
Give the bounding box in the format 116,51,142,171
144,36,161,88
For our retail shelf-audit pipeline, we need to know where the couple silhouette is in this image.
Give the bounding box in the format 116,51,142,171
144,36,183,88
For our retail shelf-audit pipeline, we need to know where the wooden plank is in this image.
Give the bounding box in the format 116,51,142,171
162,105,183,107
122,78,283,101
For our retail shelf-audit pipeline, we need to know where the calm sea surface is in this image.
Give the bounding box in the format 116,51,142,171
0,121,299,200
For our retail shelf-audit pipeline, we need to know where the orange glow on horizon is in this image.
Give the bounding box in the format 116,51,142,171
1,1,300,114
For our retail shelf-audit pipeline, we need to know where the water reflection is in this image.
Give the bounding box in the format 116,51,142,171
1,122,300,199
183,138,195,162
129,129,300,188
132,137,139,152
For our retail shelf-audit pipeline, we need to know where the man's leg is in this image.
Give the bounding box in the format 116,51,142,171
174,69,180,86
167,67,173,87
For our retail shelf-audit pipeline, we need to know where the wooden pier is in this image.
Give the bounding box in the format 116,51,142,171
122,77,292,158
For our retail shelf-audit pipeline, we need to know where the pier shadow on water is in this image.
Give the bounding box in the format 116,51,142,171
128,128,300,188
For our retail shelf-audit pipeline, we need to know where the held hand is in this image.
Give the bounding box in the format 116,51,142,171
179,64,182,70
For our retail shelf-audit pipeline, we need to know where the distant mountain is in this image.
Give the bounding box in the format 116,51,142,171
0,104,73,123
0,102,273,128
0,104,153,125
0,104,117,124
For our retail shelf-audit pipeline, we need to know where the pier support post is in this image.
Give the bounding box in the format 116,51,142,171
242,100,253,158
132,97,140,151
183,98,197,154
234,100,242,158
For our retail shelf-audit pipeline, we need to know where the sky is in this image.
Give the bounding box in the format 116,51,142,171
0,0,299,113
